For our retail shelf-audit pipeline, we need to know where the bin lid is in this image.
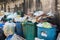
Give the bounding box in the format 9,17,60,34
22,21,34,26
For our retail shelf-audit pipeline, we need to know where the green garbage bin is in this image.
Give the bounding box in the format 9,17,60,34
22,21,37,40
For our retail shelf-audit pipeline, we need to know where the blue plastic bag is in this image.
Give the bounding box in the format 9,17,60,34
0,23,4,28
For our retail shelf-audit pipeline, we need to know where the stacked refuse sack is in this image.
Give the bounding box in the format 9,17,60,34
0,11,25,40
3,19,25,40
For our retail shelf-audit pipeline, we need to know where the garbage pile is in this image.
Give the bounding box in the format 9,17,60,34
0,10,57,40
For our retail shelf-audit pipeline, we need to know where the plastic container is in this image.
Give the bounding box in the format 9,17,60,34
22,21,37,40
15,22,23,37
37,27,56,40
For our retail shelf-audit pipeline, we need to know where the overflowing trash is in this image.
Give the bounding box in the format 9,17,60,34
0,10,57,40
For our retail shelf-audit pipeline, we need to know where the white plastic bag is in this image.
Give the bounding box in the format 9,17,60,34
37,23,43,27
19,17,27,22
3,22,15,37
7,12,17,19
10,34,25,40
47,11,54,17
57,33,60,40
34,11,44,16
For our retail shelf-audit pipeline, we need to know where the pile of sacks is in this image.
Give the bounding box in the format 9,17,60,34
3,20,25,40
1,10,55,28
0,10,56,40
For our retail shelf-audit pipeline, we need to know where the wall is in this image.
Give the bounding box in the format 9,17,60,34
40,0,51,13
30,0,51,13
6,0,23,12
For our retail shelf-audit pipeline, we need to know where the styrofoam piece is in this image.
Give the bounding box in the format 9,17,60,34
11,34,25,40
34,11,44,16
57,33,60,40
35,38,44,40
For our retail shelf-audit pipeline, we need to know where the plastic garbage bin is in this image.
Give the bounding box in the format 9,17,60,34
15,22,23,37
37,27,56,40
22,21,37,40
